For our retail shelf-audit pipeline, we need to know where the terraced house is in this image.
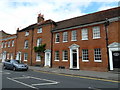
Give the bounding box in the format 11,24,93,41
0,7,120,72
0,31,17,62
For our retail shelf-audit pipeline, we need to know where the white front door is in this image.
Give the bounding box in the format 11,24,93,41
16,52,21,62
45,52,51,67
2,51,6,62
108,42,120,70
69,44,80,69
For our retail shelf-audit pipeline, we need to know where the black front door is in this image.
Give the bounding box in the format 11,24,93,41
112,51,120,68
73,53,77,68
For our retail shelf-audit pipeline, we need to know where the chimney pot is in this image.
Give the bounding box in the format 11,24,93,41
37,13,44,23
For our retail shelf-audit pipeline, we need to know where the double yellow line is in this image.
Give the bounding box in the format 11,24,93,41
33,70,120,83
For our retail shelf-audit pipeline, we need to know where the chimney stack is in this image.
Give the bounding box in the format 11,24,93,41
17,28,19,32
37,13,44,23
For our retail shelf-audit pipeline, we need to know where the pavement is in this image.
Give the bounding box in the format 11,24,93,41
29,65,120,81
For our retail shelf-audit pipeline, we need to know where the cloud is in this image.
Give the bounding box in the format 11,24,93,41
98,6,115,11
0,0,119,34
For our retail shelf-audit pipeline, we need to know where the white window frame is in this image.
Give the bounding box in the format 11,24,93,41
36,52,41,62
10,53,13,60
12,40,14,47
55,51,59,61
7,53,10,60
37,28,42,33
55,33,60,43
63,32,68,42
8,41,11,47
82,49,89,62
62,50,68,61
93,26,101,39
4,42,7,48
25,31,29,36
81,28,88,40
24,53,28,61
1,42,4,48
94,48,102,62
71,30,77,41
24,40,28,49
37,38,42,47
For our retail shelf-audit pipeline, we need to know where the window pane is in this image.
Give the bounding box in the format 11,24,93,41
24,53,28,60
25,31,29,36
24,40,28,49
93,26,100,39
4,42,7,48
37,38,42,46
72,30,77,41
82,28,88,40
36,53,41,61
37,28,42,33
12,40,14,47
55,33,60,43
94,48,102,61
55,51,59,60
8,41,11,47
1,42,4,48
63,50,68,60
63,32,68,42
82,49,89,60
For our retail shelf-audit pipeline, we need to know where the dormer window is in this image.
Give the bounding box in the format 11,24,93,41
37,28,42,33
25,31,29,36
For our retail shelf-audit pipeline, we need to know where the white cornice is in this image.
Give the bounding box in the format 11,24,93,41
69,44,80,49
108,42,120,48
0,36,17,41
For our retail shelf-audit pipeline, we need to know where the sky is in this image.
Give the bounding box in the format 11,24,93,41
0,0,119,34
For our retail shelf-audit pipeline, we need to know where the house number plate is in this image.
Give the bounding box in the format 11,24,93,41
113,53,119,56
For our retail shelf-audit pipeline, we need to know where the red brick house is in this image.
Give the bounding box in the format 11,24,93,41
0,7,120,71
52,7,120,71
15,14,55,66
0,30,17,62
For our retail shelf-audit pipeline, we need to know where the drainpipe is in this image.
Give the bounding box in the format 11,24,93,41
15,29,19,60
30,28,34,66
50,21,54,68
104,18,110,71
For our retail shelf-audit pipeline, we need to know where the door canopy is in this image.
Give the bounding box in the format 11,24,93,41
108,42,120,48
69,44,80,49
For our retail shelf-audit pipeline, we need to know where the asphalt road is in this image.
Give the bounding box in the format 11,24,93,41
1,67,119,90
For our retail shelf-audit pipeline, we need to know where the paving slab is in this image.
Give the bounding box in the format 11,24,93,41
29,66,119,81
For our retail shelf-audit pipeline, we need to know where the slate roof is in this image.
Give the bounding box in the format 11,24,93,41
0,30,11,38
53,7,120,31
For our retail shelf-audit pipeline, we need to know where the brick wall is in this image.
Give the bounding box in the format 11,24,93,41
52,21,119,72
